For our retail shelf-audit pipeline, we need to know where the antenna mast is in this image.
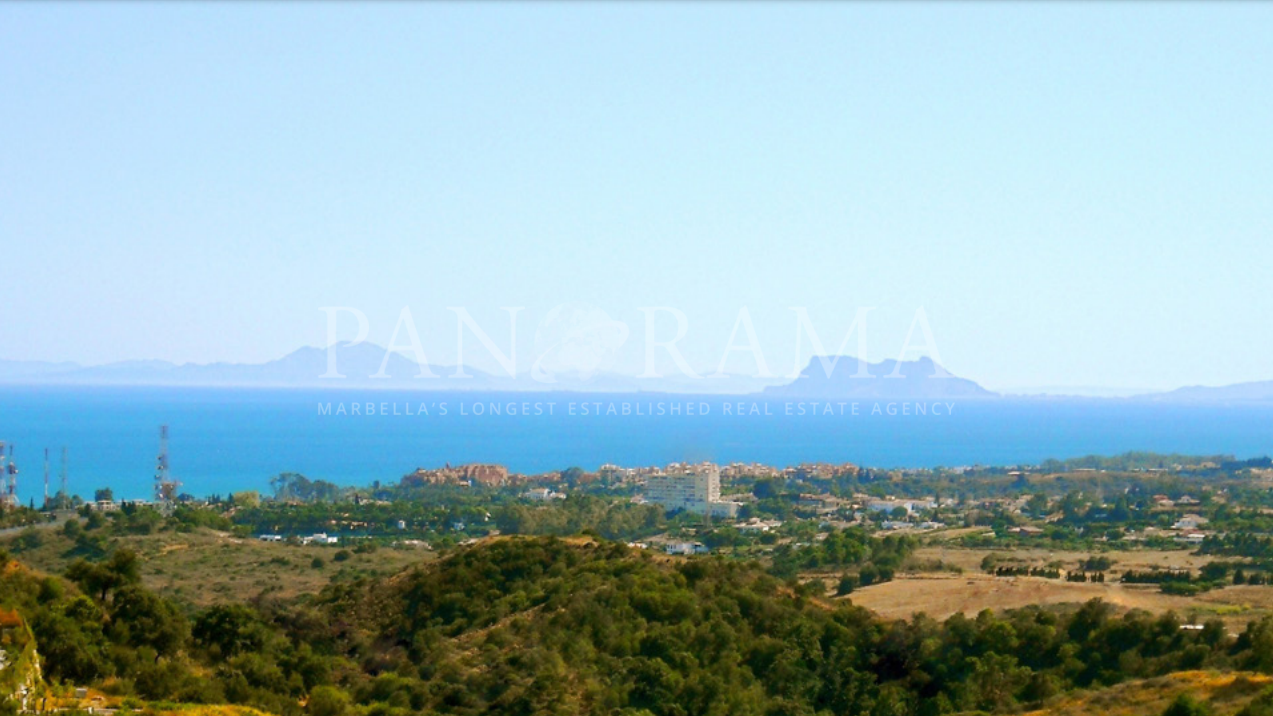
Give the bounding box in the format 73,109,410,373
44,448,50,510
60,447,68,506
155,425,179,503
4,445,16,507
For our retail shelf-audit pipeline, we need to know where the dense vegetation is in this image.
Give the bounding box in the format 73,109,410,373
768,527,916,588
16,535,1273,716
310,538,1273,716
4,450,1273,715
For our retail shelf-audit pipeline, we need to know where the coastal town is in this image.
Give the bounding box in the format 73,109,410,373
36,453,1268,561
7,450,1257,599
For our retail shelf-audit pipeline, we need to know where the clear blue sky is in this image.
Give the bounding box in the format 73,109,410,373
3,2,1271,391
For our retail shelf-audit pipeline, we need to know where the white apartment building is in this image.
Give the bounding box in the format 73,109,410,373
644,464,741,518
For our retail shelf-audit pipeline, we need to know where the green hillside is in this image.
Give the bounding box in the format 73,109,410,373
307,537,1273,715
9,535,1273,715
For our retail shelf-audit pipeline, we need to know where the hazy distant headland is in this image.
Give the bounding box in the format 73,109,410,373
762,355,996,400
3,343,1272,403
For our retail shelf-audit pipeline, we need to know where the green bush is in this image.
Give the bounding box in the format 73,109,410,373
1163,694,1211,716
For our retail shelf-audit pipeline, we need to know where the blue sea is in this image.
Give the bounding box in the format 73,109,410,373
0,385,1270,501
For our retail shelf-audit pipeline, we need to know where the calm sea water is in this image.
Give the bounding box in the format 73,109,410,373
0,386,1270,501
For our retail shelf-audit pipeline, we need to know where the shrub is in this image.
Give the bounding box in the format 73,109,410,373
1163,693,1211,716
836,573,857,596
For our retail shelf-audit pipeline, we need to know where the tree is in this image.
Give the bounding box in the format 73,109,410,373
133,658,196,701
1110,494,1132,522
1081,555,1113,572
61,518,83,539
966,653,1028,712
307,685,349,716
1060,491,1087,522
1026,493,1050,516
271,473,342,503
858,563,881,587
753,478,780,500
1201,562,1231,583
233,491,262,509
193,604,268,658
836,573,858,596
31,596,112,683
1239,617,1273,673
94,487,114,503
106,548,141,582
559,466,586,486
109,584,188,658
66,549,141,601
271,472,309,501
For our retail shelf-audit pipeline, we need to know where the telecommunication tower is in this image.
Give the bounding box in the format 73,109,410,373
60,447,68,503
155,426,180,502
4,444,16,506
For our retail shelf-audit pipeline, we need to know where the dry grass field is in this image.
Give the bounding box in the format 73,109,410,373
1007,670,1273,716
130,531,432,606
2,527,432,607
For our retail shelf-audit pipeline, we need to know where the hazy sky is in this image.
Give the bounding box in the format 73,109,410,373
3,2,1271,391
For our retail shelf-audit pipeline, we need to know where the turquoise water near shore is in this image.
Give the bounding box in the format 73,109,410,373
0,386,1269,501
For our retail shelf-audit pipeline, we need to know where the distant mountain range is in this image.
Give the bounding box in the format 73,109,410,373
0,343,780,394
0,344,483,388
2,347,1271,403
